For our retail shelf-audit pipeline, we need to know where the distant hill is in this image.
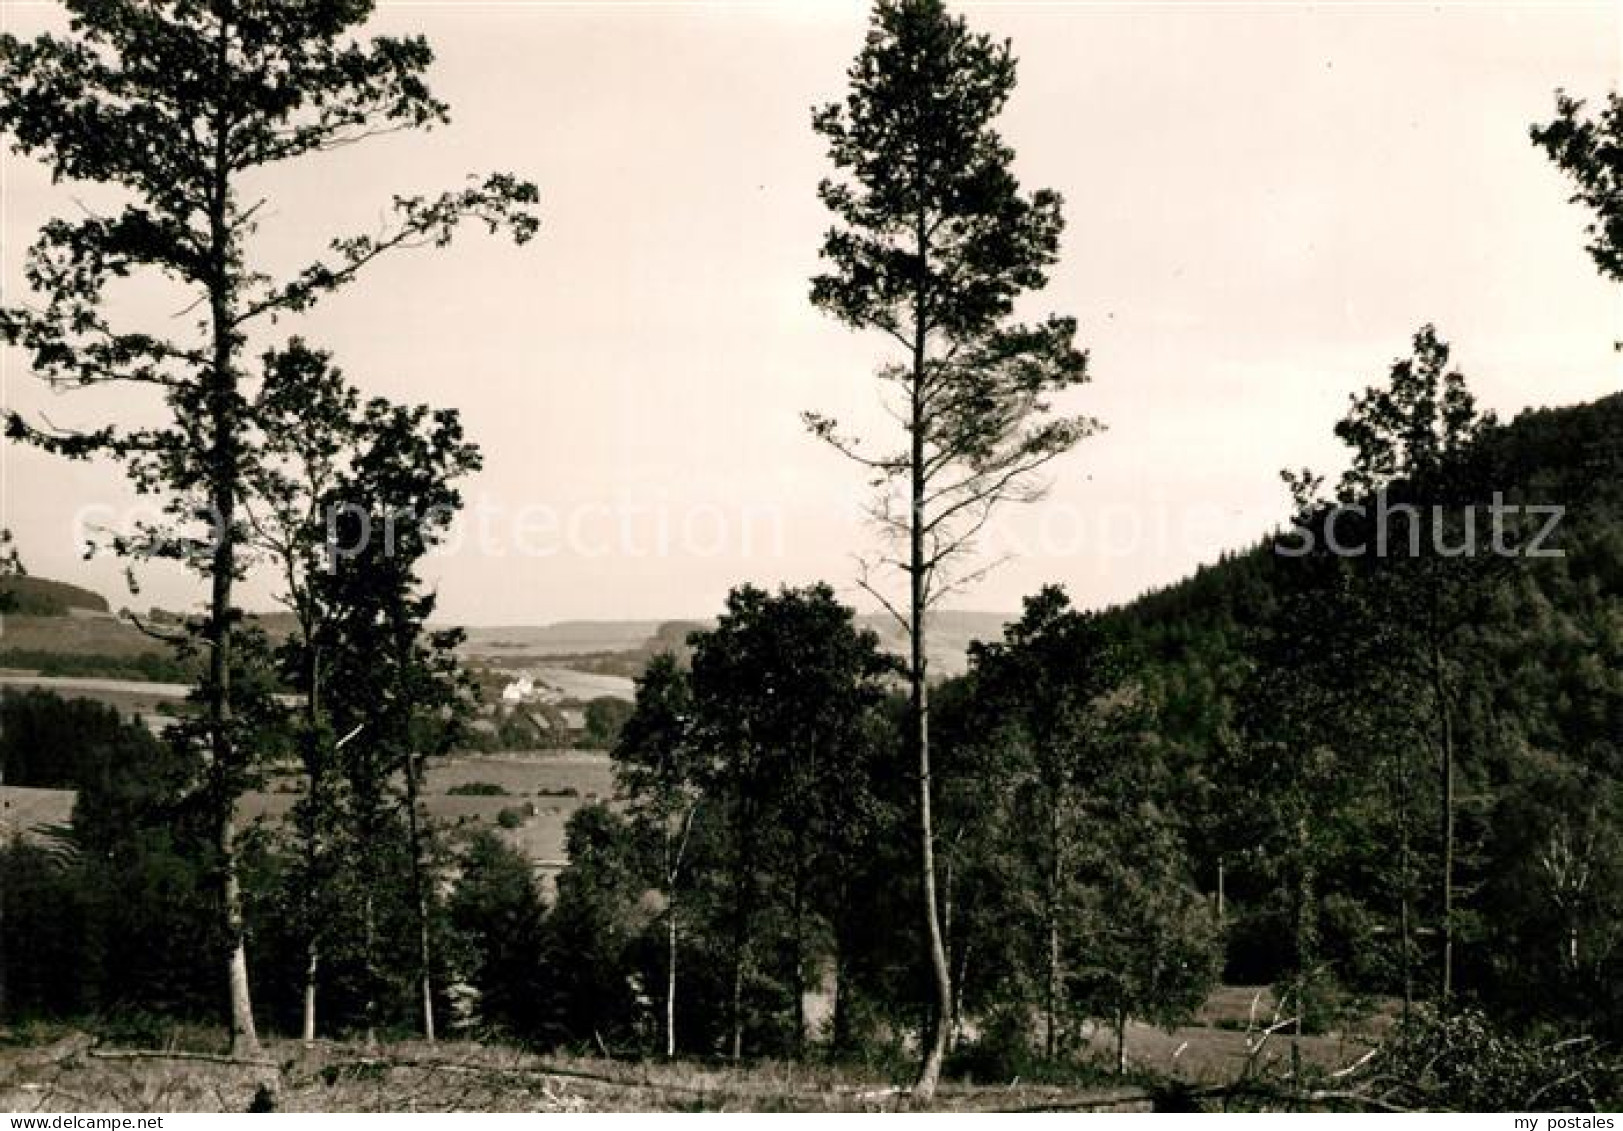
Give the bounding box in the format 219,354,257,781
458,610,1014,680
1,574,1013,682
0,576,110,617
458,621,668,659
0,577,172,670
860,610,1013,677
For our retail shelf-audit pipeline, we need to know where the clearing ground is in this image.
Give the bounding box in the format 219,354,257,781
0,1024,1367,1113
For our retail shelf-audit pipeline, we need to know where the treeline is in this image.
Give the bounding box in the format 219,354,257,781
285,581,1223,1076
3,384,1621,1103
0,650,194,685
1,692,217,1021
3,0,1623,1110
0,688,461,1039
450,372,1623,1094
466,354,1621,1103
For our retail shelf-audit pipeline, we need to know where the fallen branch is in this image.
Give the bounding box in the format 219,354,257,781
1010,1088,1157,1113
88,1048,277,1070
1303,1088,1421,1113
303,1055,711,1096
1330,1047,1379,1078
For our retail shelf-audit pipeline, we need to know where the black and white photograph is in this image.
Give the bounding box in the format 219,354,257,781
0,0,1619,1116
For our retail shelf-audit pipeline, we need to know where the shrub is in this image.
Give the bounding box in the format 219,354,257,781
1350,1008,1623,1111
495,805,529,830
448,781,510,797
945,1007,1038,1084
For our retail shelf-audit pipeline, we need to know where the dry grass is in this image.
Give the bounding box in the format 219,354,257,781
0,1013,1387,1113
0,986,1388,1112
0,1036,1166,1113
0,615,161,658
1114,1017,1372,1086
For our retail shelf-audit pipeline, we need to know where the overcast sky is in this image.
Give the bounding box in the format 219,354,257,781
2,0,1619,625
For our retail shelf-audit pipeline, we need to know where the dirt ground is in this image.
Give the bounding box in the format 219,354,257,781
0,1036,1166,1113
0,994,1383,1114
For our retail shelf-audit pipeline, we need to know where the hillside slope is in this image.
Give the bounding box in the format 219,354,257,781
0,575,110,616
1100,390,1623,756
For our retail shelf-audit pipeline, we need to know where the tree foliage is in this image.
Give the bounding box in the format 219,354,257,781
1533,91,1623,284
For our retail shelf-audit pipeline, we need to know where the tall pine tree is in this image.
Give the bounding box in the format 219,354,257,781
808,0,1094,1097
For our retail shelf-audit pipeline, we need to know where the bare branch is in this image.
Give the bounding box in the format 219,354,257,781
854,557,911,635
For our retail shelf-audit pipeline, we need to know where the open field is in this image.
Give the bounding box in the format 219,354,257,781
0,615,158,657
527,666,634,701
0,674,190,699
0,785,75,843
257,752,615,866
3,751,615,871
1,659,633,721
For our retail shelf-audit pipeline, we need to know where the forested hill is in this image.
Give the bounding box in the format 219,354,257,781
0,575,111,616
1099,390,1623,759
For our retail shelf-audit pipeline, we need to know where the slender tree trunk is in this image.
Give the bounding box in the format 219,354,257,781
302,942,319,1045
386,613,438,1043
206,15,257,1056
729,797,754,1065
1291,1006,1304,1088
220,815,257,1058
952,939,971,1049
362,884,379,1049
665,906,678,1060
943,855,967,1049
661,809,693,1061
831,939,849,1056
209,256,257,1060
912,542,951,1101
910,241,952,1105
1432,640,1456,1006
1399,884,1414,1020
299,645,323,1044
1044,799,1061,1061
792,861,807,1060
1045,921,1060,1062
1115,1011,1127,1075
1292,813,1315,1087
417,932,435,1043
402,742,436,1043
299,874,321,1043
729,953,745,1064
1397,748,1414,1022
